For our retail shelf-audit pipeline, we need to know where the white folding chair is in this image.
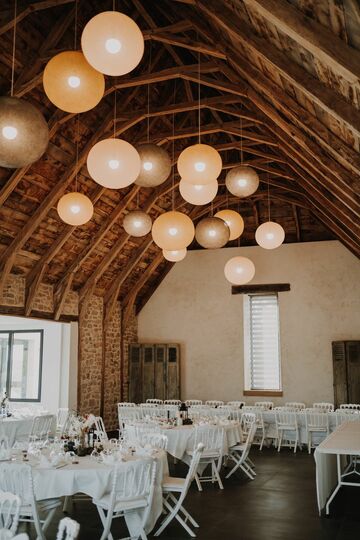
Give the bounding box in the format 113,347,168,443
93,460,157,540
227,401,245,409
242,406,266,450
285,402,306,411
226,420,257,480
0,533,29,540
118,402,136,407
254,401,273,410
29,415,54,443
56,408,69,435
187,426,225,491
154,444,204,537
0,492,21,535
340,403,360,410
313,402,334,412
118,405,141,431
275,410,301,453
0,463,61,540
305,411,330,453
94,416,108,442
146,399,163,405
56,517,80,540
185,400,202,407
205,400,224,408
133,429,168,450
164,400,181,405
335,409,360,426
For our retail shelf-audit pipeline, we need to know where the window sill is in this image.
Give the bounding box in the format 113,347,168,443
243,390,283,397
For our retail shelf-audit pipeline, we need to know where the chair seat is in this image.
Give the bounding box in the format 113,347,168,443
93,494,148,513
308,426,328,432
229,443,245,452
187,449,220,459
162,475,186,492
278,424,297,430
19,498,61,517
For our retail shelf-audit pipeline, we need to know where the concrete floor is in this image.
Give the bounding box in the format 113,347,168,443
21,447,360,540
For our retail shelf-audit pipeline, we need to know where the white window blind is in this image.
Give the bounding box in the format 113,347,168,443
247,294,281,391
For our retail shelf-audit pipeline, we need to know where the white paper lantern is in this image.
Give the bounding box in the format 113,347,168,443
87,138,141,189
162,248,187,262
57,192,93,225
81,11,144,76
214,209,244,241
195,217,230,249
255,221,285,250
226,166,259,198
177,143,222,185
135,144,171,187
179,178,218,205
123,210,152,237
152,211,194,250
224,256,255,285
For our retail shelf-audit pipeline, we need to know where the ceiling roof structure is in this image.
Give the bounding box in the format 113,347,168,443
0,0,359,320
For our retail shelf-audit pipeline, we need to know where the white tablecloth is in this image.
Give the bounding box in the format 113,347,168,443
314,421,360,513
262,411,339,445
0,417,36,447
31,451,168,535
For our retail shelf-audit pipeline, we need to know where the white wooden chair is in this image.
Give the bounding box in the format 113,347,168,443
118,405,141,430
227,401,245,409
275,410,301,453
56,517,80,540
0,533,29,540
205,400,224,408
185,400,202,407
56,408,69,435
285,402,306,411
164,400,181,405
226,419,257,480
340,403,360,410
242,406,267,450
135,431,168,450
29,415,54,444
313,402,334,412
0,463,61,540
187,426,225,491
118,402,136,407
254,401,273,410
154,443,204,537
94,416,108,442
93,460,157,540
335,409,360,426
0,492,21,535
146,399,163,405
305,411,330,453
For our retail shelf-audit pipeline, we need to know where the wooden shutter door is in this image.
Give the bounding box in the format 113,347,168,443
332,341,348,407
166,344,180,400
346,341,360,404
128,344,142,403
154,345,166,400
142,345,155,402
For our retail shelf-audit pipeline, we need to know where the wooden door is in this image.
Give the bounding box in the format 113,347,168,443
142,345,155,402
154,345,166,400
128,344,142,404
346,341,360,404
166,344,180,400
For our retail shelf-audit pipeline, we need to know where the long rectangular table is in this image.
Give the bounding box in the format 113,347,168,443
314,421,360,514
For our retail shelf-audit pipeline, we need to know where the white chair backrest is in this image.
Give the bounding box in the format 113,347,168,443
275,410,298,427
164,400,181,405
216,405,232,417
146,399,163,405
306,411,329,429
118,406,141,424
138,433,168,450
254,401,273,410
0,492,21,534
56,517,80,540
185,400,202,406
183,443,204,493
56,408,69,430
285,402,306,411
30,414,54,442
110,460,156,506
227,401,245,409
0,464,33,507
205,400,224,407
118,402,136,407
340,403,360,410
94,416,108,442
193,425,224,454
335,409,360,425
240,412,257,434
313,402,334,412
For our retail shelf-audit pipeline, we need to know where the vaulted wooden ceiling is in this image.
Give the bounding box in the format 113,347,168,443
0,0,359,320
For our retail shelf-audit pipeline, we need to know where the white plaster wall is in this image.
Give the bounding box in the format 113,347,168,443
0,316,78,412
138,241,360,406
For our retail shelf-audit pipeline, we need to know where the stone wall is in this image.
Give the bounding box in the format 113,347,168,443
0,273,138,429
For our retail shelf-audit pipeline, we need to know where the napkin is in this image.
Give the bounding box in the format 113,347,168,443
38,453,65,469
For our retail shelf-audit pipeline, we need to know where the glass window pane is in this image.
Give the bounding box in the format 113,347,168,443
0,333,9,394
9,332,42,400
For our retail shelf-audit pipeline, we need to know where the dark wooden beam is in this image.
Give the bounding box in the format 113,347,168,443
232,283,291,294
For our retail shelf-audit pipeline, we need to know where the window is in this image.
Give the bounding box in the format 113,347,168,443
244,294,281,392
0,330,43,401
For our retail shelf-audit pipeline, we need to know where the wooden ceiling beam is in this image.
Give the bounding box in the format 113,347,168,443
145,31,227,59
242,0,360,83
198,0,360,137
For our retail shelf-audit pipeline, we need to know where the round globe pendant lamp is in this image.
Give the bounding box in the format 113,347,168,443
195,217,230,249
135,143,171,187
81,11,144,76
255,221,285,250
0,97,49,168
177,143,222,185
179,178,218,205
163,248,187,262
226,165,259,198
224,256,255,285
214,209,244,241
43,51,105,113
123,210,152,237
152,211,194,250
87,138,141,189
57,192,93,226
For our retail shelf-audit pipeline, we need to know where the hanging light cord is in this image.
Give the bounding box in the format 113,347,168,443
267,174,271,221
73,0,78,51
240,108,243,165
10,0,17,96
147,43,152,143
75,115,79,192
113,85,117,138
198,47,201,144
